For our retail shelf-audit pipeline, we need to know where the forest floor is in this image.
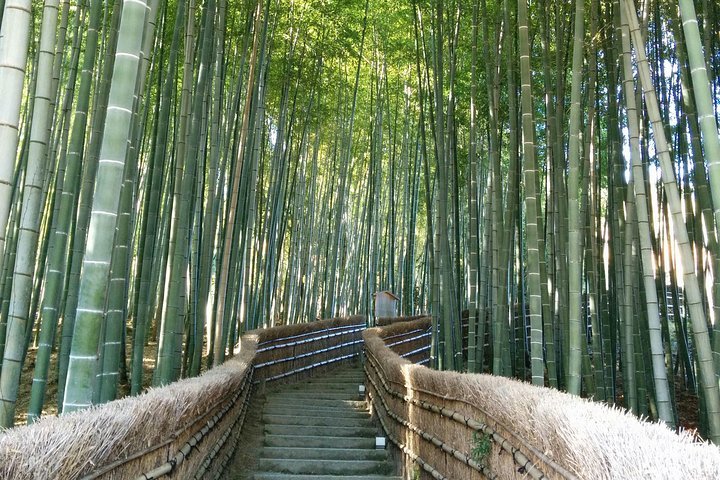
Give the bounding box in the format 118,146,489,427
614,374,701,438
675,386,700,436
13,336,159,427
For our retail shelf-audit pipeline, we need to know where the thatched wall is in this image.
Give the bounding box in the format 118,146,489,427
252,315,366,385
376,316,432,364
0,333,257,480
376,315,431,327
365,318,720,480
0,316,365,479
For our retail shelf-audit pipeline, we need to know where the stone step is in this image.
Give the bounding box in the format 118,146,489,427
262,405,370,418
264,434,376,449
266,391,358,401
317,368,363,375
244,365,396,480
285,382,363,391
264,398,367,409
264,377,363,394
264,423,377,437
251,475,401,480
259,446,388,461
281,388,360,397
255,458,394,476
308,374,364,382
263,413,373,427
314,376,365,383
304,376,365,383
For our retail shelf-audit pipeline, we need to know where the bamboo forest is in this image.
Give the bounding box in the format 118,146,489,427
0,0,720,461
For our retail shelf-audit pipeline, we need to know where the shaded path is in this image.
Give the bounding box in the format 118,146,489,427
247,364,400,480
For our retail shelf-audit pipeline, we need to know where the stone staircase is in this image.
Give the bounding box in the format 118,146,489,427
250,365,400,480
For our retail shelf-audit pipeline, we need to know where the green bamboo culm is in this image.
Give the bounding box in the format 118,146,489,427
98,0,161,404
466,0,480,374
619,6,674,427
62,0,149,414
0,0,32,282
621,0,720,443
131,0,187,395
677,0,720,433
677,0,720,233
153,0,197,385
0,0,61,428
565,0,585,395
156,0,216,386
27,0,102,424
517,0,545,386
57,0,121,411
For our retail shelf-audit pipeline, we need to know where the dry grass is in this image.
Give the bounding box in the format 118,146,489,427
0,335,257,479
365,318,720,480
14,341,159,426
376,315,430,327
0,316,367,479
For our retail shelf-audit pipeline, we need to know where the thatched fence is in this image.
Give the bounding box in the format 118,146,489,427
0,316,365,479
7,313,717,479
365,317,720,480
253,315,365,384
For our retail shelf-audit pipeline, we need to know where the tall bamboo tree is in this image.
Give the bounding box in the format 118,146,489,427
62,0,149,414
0,0,32,262
622,0,720,442
0,0,61,427
619,4,674,426
565,0,585,395
518,0,544,385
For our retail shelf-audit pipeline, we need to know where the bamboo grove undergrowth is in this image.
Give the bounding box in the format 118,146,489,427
0,0,718,443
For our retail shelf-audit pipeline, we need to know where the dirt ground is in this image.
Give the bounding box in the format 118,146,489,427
221,389,267,480
675,384,700,436
13,340,159,426
613,372,701,439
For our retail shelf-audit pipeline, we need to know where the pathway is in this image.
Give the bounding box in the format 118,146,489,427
248,364,400,480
